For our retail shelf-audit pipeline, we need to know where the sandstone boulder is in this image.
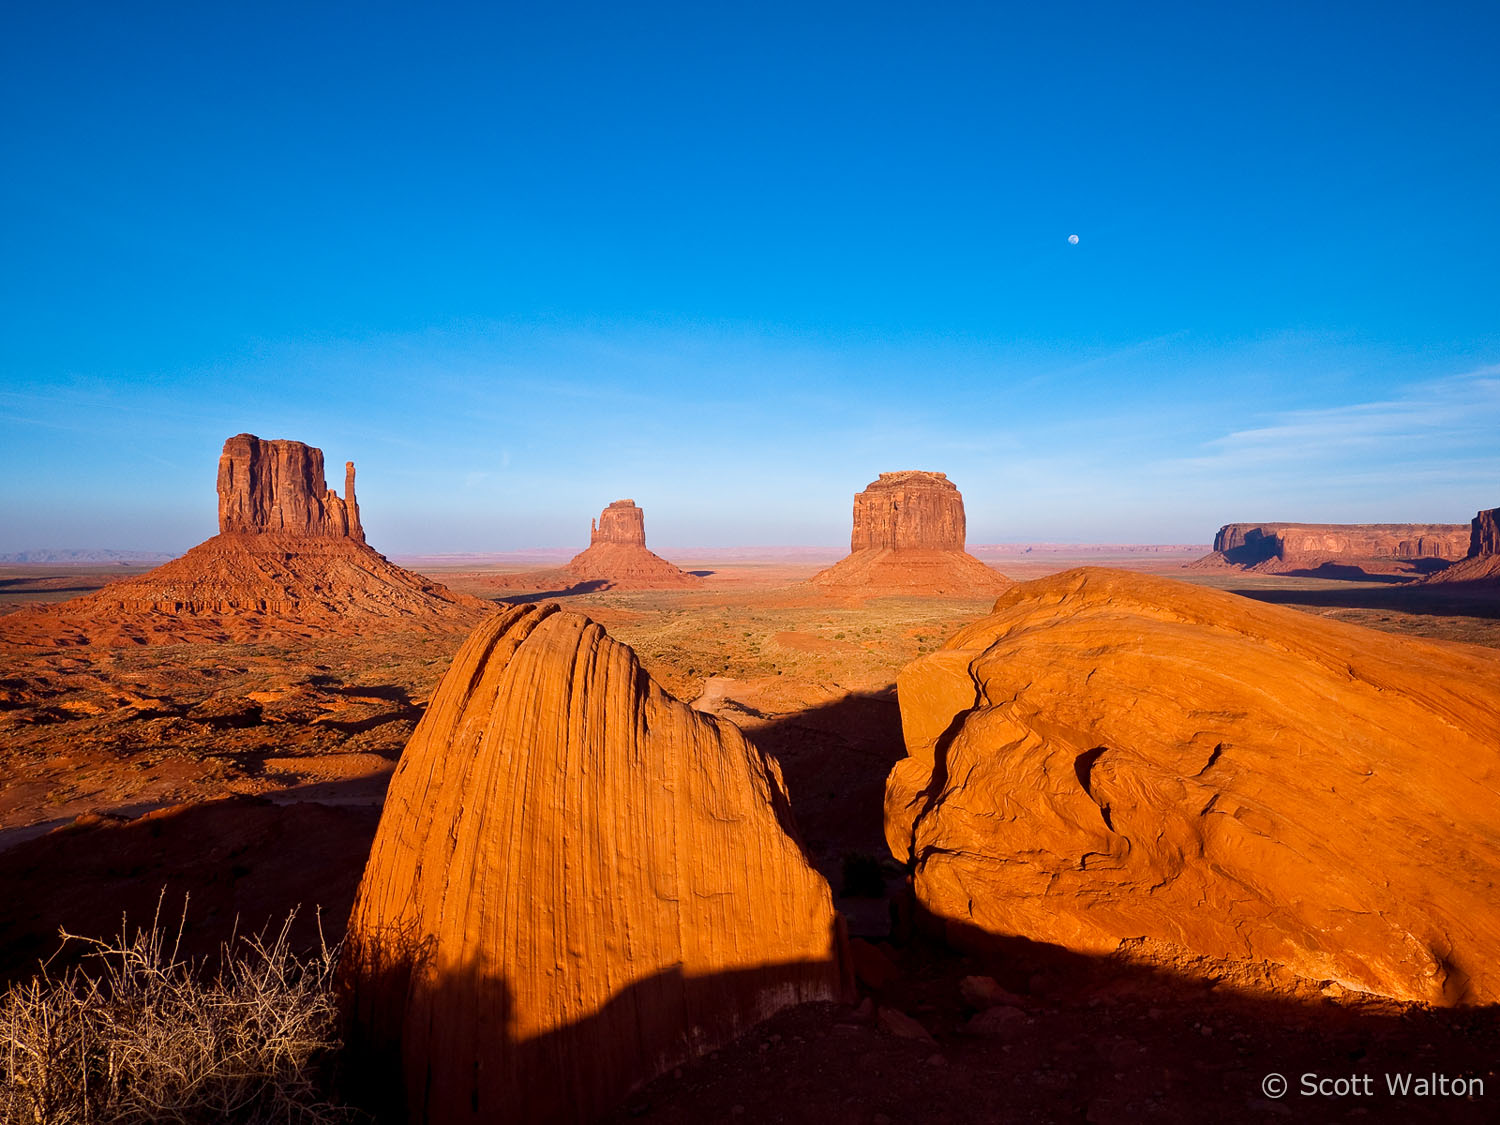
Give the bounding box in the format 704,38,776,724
344,604,847,1123
811,472,1009,597
886,567,1500,1005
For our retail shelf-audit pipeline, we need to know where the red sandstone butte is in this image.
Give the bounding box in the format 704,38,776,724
1425,505,1500,584
561,499,702,589
217,432,364,540
1192,522,1469,572
886,567,1500,1005
810,472,1009,597
343,603,847,1123
0,434,486,646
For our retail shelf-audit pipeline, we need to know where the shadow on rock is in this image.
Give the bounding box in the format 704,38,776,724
343,926,846,1123
1231,582,1500,620
485,580,612,603
0,791,381,984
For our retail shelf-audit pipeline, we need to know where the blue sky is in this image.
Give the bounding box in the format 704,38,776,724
3,1,1497,552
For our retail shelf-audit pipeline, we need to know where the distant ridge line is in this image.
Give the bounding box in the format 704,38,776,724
0,549,178,564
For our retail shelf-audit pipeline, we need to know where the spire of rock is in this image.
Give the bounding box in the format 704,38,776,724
343,460,361,540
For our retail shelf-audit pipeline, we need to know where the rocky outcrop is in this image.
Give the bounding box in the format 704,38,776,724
0,435,486,646
811,472,1009,597
217,433,363,540
344,604,847,1123
589,498,646,545
850,472,965,551
1194,522,1469,571
1474,506,1500,556
1424,506,1500,585
886,568,1500,1005
561,500,701,589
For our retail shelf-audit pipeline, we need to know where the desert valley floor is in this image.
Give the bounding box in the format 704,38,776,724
1,548,1497,1123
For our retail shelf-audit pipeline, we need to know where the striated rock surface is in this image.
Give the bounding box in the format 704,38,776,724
1475,506,1500,556
1193,522,1469,572
812,472,1009,597
850,471,966,551
561,499,701,589
589,498,647,545
344,603,847,1123
1425,506,1500,585
886,568,1500,1005
0,435,485,646
217,433,364,540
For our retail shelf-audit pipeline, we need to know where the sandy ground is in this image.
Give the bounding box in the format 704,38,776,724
1,549,1496,1121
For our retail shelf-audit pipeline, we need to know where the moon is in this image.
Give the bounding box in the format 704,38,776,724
1068,234,1080,245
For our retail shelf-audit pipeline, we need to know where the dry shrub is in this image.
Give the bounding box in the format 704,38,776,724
0,900,362,1124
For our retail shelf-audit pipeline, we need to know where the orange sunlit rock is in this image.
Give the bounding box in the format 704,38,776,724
811,472,1010,597
217,432,364,539
344,603,847,1123
886,567,1500,1005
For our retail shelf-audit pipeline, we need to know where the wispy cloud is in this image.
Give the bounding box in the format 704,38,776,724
1180,365,1500,473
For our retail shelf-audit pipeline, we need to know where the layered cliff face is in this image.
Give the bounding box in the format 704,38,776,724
1475,506,1500,555
344,604,846,1123
0,435,486,646
1424,506,1500,584
217,433,364,541
563,499,701,589
589,498,647,545
886,568,1500,1005
811,472,1009,597
1196,522,1469,571
850,471,965,551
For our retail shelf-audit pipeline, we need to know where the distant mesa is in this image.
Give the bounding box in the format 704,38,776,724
1479,505,1500,555
344,602,848,1122
562,499,701,588
887,567,1500,1005
1191,521,1469,575
474,498,702,594
850,471,965,552
588,497,647,546
0,434,487,646
1423,504,1500,585
809,471,1010,597
0,548,175,565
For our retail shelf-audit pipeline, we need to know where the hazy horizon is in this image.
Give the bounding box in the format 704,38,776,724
4,3,1496,554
